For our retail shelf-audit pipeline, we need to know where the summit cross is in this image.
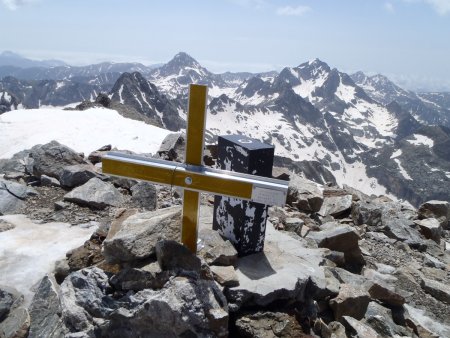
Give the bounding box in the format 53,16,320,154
102,84,289,253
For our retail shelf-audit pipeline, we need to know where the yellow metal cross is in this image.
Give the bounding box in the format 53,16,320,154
102,84,288,253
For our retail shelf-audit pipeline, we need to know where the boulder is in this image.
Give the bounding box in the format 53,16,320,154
0,179,37,200
404,304,450,338
283,217,304,234
420,277,450,304
63,178,124,209
59,164,100,188
0,188,25,215
103,206,181,263
352,201,382,227
414,218,442,243
383,218,426,250
155,240,201,273
287,175,323,212
157,133,185,161
367,282,405,307
130,182,157,210
60,267,228,337
197,228,238,266
329,284,370,320
223,221,327,311
341,316,380,338
210,266,239,287
40,175,60,187
0,307,30,338
364,301,409,337
418,200,450,229
66,234,104,272
109,262,171,291
87,144,111,164
27,140,88,179
0,286,23,322
318,195,352,217
235,312,306,338
28,275,64,338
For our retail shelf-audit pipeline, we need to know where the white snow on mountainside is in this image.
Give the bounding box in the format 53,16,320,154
0,107,171,159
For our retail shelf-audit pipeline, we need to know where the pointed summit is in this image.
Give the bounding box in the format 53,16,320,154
157,52,203,77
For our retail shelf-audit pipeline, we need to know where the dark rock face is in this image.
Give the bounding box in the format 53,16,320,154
155,240,201,273
130,182,157,210
0,286,23,322
59,164,100,189
0,90,20,113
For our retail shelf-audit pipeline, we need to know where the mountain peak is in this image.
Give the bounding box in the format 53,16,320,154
168,52,200,68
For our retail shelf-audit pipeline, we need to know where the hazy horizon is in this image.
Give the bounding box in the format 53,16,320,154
1,0,449,91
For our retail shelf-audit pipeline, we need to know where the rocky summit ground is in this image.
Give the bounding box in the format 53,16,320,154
0,135,449,338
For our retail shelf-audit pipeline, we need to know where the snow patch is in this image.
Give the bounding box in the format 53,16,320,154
407,134,434,147
394,159,412,180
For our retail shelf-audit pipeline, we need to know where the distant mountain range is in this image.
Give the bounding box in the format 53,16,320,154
1,51,449,206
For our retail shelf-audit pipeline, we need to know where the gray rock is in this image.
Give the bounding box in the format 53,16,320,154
224,221,326,311
210,265,239,287
420,277,450,303
423,253,446,269
236,312,305,338
64,178,124,209
418,200,450,229
0,307,29,338
40,174,60,187
383,218,426,250
0,286,23,322
352,201,382,227
103,206,181,263
155,240,201,273
27,140,88,179
319,195,352,217
404,304,450,338
414,218,442,243
0,188,25,215
327,267,369,287
364,301,408,337
59,164,100,189
0,179,37,199
329,284,370,320
341,316,380,338
130,182,157,210
287,174,324,212
28,275,64,338
157,133,185,161
283,217,304,234
54,201,67,211
109,262,171,291
197,228,238,266
368,282,405,306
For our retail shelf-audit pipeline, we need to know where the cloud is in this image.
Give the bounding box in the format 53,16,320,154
384,2,395,13
276,5,311,16
425,0,450,15
1,0,37,10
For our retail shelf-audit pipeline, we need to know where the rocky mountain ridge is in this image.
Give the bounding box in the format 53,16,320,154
0,139,449,337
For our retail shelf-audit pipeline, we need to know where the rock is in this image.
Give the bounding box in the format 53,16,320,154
414,218,442,243
130,182,157,210
284,217,304,234
223,221,326,311
27,140,88,179
423,253,446,269
364,301,408,337
54,259,70,284
329,284,370,320
341,316,380,338
383,217,426,250
404,304,450,338
0,187,25,215
352,201,382,227
109,262,171,291
87,144,111,164
0,286,23,322
155,240,201,273
63,178,124,209
307,224,364,268
59,164,100,188
106,208,139,240
287,174,324,212
157,132,185,161
367,282,405,306
318,195,352,217
66,234,104,272
327,267,369,287
235,312,306,338
0,220,15,233
420,277,450,303
60,267,228,337
210,265,239,287
28,275,64,338
0,307,30,338
324,250,345,267
53,201,67,211
40,174,60,187
0,179,37,200
103,206,181,263
197,228,238,266
418,200,450,229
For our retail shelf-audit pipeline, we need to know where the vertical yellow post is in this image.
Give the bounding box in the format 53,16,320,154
182,84,208,253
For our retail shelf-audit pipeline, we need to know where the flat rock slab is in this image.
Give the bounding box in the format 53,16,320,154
0,214,94,305
64,177,124,209
221,220,327,311
319,195,352,217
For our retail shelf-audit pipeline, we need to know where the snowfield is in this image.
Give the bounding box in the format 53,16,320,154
0,107,171,159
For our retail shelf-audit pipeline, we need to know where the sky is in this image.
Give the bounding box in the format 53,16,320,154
1,0,449,91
